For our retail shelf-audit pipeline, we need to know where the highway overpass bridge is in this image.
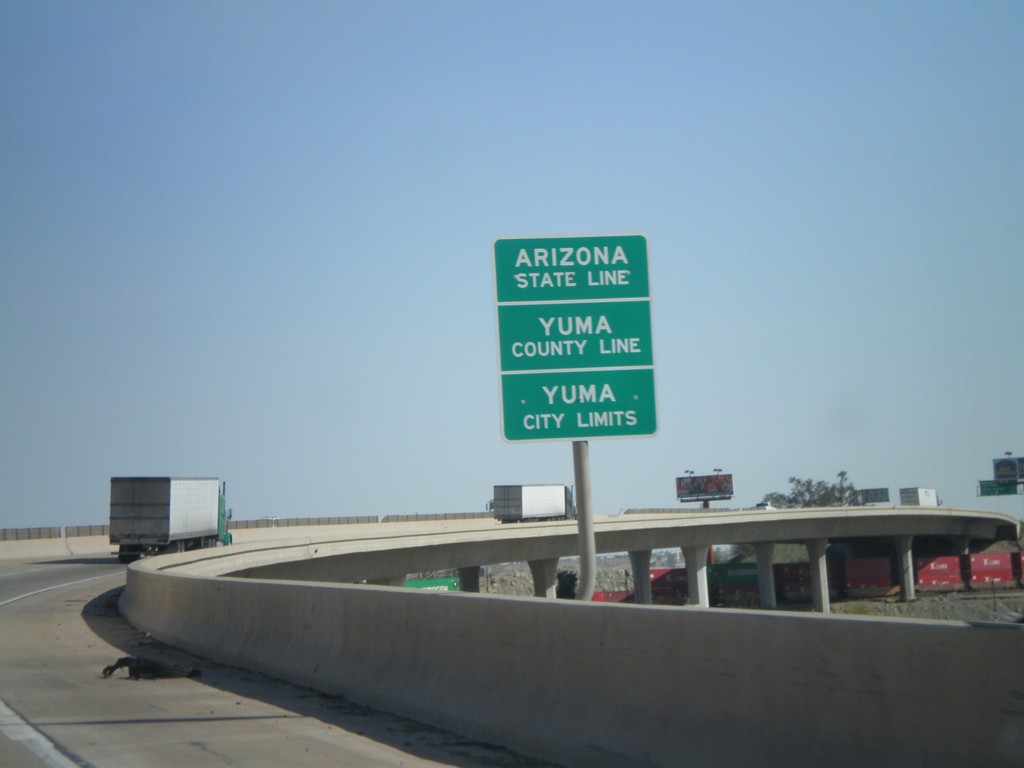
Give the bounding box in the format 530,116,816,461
187,505,1017,612
120,506,1023,768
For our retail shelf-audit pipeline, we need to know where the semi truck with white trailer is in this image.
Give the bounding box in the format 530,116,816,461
491,484,575,523
110,477,232,563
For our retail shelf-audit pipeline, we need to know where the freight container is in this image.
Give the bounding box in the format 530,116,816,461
491,484,575,523
774,563,808,601
109,477,230,563
898,487,939,507
404,577,461,591
774,561,844,602
708,562,760,603
591,590,631,603
967,553,1016,589
650,567,688,604
914,556,965,592
845,557,898,598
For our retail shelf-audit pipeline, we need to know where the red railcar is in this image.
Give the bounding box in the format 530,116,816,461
845,557,898,598
593,552,1021,605
650,567,688,604
591,590,632,603
915,556,966,592
774,561,844,602
968,553,1017,589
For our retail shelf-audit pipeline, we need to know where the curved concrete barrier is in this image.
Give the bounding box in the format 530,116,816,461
120,516,1024,768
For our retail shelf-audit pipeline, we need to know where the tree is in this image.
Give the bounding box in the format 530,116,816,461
556,569,578,599
761,471,858,508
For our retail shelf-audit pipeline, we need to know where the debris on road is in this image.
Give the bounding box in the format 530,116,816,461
102,656,201,679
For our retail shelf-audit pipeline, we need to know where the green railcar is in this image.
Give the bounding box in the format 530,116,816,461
404,577,461,592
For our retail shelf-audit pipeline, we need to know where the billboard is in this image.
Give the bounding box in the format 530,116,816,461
993,457,1024,484
676,474,733,502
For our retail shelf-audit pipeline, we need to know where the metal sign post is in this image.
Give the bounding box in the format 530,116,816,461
573,440,595,601
494,234,656,600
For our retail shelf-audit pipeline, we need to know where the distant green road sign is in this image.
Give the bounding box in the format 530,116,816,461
495,234,656,441
979,480,1019,497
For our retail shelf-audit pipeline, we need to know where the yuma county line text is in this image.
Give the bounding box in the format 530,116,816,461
510,313,643,360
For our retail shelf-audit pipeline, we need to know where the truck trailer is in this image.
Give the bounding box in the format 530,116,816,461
110,477,231,563
898,487,939,507
491,484,575,523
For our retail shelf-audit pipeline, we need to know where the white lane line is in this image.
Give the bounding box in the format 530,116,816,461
0,698,87,768
0,572,124,609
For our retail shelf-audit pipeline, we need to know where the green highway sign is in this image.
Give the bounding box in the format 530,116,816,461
497,300,653,372
494,234,650,302
495,234,655,441
501,369,657,441
979,480,1020,497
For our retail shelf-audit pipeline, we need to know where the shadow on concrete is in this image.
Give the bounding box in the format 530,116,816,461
82,587,560,768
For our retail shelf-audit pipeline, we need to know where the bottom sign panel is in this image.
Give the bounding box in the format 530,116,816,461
501,368,656,441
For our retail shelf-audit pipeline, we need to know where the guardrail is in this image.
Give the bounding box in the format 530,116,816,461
228,513,491,529
380,512,491,523
228,516,379,529
2,513,495,541
0,527,63,541
0,525,110,540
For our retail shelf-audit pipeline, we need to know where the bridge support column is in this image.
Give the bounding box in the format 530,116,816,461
953,536,971,556
458,566,481,593
754,542,777,609
682,545,710,607
528,558,559,599
629,550,652,604
806,539,831,614
896,535,916,602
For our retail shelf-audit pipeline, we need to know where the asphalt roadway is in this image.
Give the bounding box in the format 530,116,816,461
0,556,558,768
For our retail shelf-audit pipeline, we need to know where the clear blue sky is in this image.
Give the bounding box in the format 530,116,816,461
2,1,1022,528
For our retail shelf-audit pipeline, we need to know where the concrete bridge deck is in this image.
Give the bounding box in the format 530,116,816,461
117,506,1023,768
161,505,1019,610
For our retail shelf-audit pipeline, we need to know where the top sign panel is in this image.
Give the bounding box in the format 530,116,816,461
495,234,649,303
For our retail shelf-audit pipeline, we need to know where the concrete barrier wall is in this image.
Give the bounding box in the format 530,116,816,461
0,523,386,560
0,525,344,560
120,566,1024,768
0,535,113,560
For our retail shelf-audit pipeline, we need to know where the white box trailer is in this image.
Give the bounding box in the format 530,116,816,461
899,487,939,507
492,484,575,523
110,477,227,562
